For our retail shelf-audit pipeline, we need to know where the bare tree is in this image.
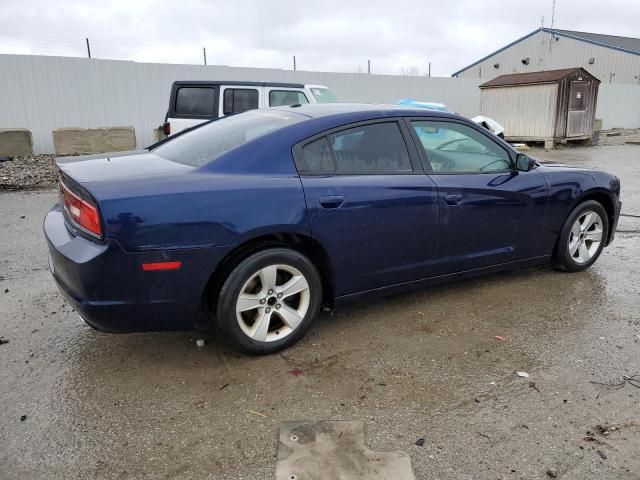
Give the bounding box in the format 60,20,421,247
401,66,423,76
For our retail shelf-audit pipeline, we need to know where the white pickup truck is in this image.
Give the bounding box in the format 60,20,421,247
162,81,336,136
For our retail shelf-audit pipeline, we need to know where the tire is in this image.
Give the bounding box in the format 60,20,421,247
215,248,322,355
553,200,609,272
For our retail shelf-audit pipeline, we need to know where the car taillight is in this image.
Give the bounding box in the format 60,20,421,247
59,180,102,238
162,122,170,135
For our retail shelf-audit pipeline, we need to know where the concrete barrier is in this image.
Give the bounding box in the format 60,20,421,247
52,127,136,155
0,129,33,157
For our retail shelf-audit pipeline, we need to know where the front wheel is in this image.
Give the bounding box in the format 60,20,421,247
553,200,608,272
216,248,322,354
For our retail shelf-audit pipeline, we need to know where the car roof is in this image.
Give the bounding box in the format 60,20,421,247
172,80,305,88
270,103,462,120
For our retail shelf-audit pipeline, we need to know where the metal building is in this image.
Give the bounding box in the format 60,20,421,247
479,67,600,148
453,28,640,84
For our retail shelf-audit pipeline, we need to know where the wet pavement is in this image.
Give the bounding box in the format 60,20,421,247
1,145,639,479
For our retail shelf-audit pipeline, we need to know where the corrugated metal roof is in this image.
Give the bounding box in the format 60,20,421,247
452,28,640,77
479,67,595,88
552,29,640,54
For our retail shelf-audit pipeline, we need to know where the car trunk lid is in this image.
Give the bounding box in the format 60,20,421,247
56,150,192,184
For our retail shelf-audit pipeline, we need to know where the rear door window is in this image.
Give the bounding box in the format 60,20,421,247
223,89,259,115
301,122,413,174
269,90,309,107
175,87,216,116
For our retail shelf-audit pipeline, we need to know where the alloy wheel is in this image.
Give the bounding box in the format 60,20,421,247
568,210,603,264
235,264,311,342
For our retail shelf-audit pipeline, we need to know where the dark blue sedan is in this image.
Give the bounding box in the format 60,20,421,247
44,104,621,354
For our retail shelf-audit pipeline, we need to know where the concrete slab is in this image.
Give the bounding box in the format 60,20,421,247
0,129,33,157
276,421,415,480
52,127,136,155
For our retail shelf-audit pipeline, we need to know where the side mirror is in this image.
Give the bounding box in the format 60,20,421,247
515,153,535,172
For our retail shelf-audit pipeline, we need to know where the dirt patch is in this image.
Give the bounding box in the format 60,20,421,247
0,155,58,191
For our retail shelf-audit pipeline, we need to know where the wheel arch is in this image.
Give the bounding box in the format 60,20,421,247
571,189,616,245
200,232,335,317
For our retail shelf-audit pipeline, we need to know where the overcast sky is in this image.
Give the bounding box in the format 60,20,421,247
1,0,639,76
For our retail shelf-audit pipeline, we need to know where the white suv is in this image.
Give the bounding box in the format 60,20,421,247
162,81,336,136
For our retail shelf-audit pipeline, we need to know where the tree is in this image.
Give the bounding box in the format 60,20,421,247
401,66,422,76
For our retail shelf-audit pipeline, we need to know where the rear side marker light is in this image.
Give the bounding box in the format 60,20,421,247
162,122,170,135
142,261,182,271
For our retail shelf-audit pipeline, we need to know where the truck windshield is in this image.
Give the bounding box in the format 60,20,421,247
153,110,305,167
310,87,337,103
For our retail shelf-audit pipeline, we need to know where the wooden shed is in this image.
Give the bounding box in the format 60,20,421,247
479,67,600,148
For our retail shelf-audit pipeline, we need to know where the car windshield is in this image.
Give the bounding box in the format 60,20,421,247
310,87,337,103
153,110,305,167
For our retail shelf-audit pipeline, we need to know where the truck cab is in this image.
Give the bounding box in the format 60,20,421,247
162,81,336,136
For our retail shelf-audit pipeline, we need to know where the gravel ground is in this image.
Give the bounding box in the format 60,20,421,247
0,155,58,190
1,145,639,479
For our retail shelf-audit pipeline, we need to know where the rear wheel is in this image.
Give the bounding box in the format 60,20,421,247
216,248,322,354
553,200,608,272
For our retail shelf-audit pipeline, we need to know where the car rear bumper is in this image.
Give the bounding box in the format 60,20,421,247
44,204,217,332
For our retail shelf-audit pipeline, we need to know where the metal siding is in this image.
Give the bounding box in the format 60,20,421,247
457,31,640,84
1,54,639,153
481,84,557,139
595,84,640,129
0,54,483,153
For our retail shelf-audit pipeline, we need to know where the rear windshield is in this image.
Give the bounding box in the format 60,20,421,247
153,110,305,167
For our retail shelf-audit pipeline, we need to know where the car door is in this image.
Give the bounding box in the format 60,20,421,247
294,119,440,297
407,118,549,276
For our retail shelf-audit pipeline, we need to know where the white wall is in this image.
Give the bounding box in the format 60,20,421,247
455,30,640,85
0,55,482,154
0,54,638,154
595,84,640,129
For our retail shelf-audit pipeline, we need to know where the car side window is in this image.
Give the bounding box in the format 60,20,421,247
175,87,215,116
223,89,259,115
411,121,512,173
301,122,412,175
269,90,309,107
302,137,334,173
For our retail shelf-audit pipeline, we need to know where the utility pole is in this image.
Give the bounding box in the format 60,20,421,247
203,47,207,65
85,38,91,58
428,62,431,77
367,59,371,74
293,55,296,71
551,0,556,29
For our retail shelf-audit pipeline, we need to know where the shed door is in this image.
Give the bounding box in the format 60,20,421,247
567,81,589,137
